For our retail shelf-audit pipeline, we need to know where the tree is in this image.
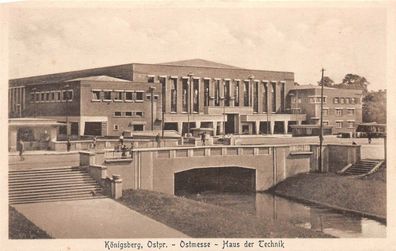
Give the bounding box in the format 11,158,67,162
336,74,370,94
318,76,334,87
362,90,386,123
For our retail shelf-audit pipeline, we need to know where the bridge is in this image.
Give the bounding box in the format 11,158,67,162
88,144,360,195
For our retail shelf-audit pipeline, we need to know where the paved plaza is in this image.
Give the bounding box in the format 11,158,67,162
13,198,188,238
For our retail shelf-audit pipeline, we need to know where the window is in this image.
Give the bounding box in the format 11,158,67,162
133,124,144,131
114,91,123,101
63,90,73,101
135,111,144,117
334,97,339,104
350,98,355,104
224,80,230,107
271,82,276,112
135,91,144,102
204,79,210,107
323,109,329,116
125,111,133,117
125,91,133,101
348,121,354,128
30,92,35,103
45,92,50,101
336,109,342,116
114,111,122,117
146,94,151,100
323,121,329,126
215,79,221,106
243,80,249,107
253,81,259,112
340,98,345,104
55,92,61,101
193,79,199,112
92,90,101,100
298,97,302,104
336,121,343,128
103,91,111,101
114,124,119,131
41,93,45,102
182,78,188,112
309,97,315,103
234,80,240,107
154,95,159,101
262,82,268,112
148,76,155,83
345,98,350,104
170,78,177,112
347,109,355,115
50,92,55,101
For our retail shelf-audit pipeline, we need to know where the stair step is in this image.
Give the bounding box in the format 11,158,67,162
10,180,98,188
9,188,103,199
9,170,88,178
9,173,90,181
8,184,100,194
10,194,107,205
9,166,81,173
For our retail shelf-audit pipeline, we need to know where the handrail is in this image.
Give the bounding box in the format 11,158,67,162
337,163,352,174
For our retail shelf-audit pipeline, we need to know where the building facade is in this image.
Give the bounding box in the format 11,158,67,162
287,85,363,135
9,59,308,137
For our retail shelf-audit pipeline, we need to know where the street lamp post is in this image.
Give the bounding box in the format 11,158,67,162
187,73,194,137
161,80,165,142
222,81,226,137
319,68,325,172
64,84,70,138
149,86,156,131
248,75,255,134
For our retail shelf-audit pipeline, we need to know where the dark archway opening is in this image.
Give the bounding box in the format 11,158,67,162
174,167,256,195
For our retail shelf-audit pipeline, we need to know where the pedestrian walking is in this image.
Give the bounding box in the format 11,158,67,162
119,133,124,146
368,132,372,144
155,133,161,148
92,136,97,149
201,132,206,146
67,137,71,152
17,139,25,161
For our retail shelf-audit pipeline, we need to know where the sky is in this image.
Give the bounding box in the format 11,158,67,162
7,2,388,90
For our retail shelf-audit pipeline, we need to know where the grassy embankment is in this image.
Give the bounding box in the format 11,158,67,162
118,189,332,238
270,168,386,221
9,206,52,239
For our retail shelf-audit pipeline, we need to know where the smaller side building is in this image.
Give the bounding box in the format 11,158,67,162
288,85,362,136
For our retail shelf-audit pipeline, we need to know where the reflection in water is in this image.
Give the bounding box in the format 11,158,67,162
184,192,386,238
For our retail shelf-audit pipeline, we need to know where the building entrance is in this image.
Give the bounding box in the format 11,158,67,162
225,114,237,134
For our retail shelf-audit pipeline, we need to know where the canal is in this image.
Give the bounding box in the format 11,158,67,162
184,192,386,238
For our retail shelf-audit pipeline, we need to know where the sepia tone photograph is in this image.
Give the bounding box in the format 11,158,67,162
1,0,395,250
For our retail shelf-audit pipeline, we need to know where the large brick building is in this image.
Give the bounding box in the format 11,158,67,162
288,85,363,135
8,59,361,138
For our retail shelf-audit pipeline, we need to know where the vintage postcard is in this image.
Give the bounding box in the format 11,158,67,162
1,1,395,250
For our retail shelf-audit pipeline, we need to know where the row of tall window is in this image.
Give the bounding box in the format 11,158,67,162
30,90,73,103
160,76,284,113
333,97,359,104
113,111,144,117
321,120,354,128
92,90,144,102
308,96,327,104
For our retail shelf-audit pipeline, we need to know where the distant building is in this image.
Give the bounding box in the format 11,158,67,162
288,85,363,136
9,59,307,138
8,59,362,138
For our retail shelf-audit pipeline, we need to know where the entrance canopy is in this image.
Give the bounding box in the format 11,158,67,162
9,118,64,152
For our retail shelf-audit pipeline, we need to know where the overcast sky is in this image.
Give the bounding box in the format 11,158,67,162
7,2,387,90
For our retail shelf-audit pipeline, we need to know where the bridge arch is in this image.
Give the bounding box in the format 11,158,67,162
174,166,256,195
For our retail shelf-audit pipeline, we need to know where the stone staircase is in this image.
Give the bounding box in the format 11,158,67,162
342,159,384,176
9,166,106,205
